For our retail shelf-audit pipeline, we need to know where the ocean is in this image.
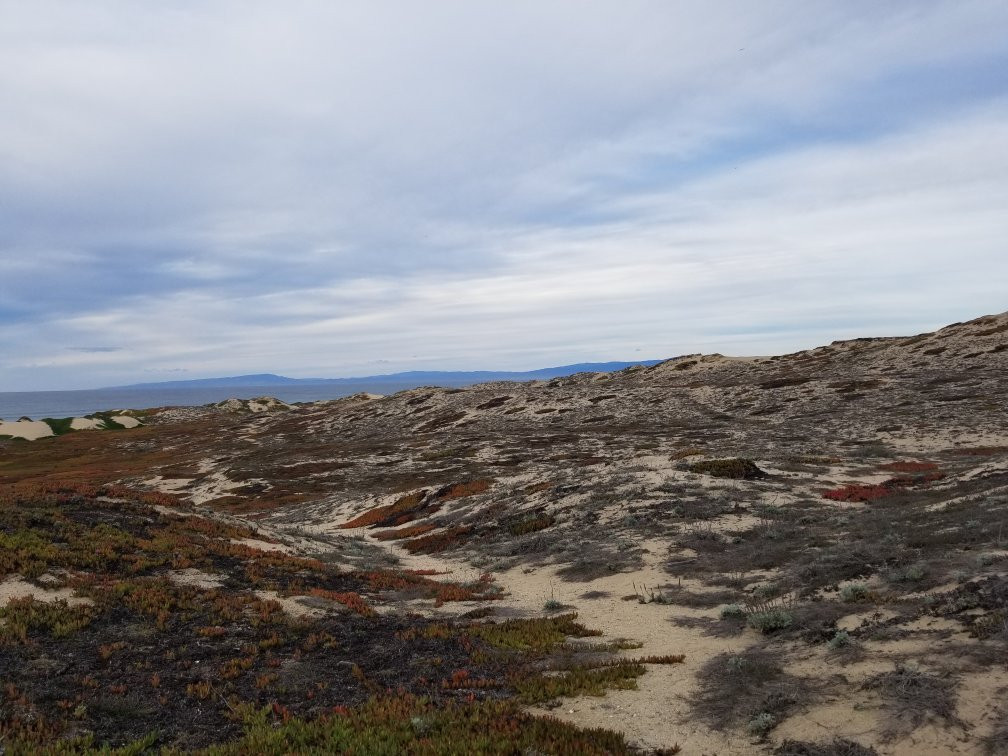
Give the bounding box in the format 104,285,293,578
0,381,451,421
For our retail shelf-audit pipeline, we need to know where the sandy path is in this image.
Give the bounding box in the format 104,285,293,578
358,532,755,754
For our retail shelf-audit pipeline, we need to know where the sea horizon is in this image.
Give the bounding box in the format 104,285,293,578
0,381,468,421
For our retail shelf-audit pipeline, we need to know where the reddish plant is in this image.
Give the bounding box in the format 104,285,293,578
306,588,376,617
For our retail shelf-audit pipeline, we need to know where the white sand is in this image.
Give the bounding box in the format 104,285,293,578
0,415,142,439
110,415,142,428
168,569,225,590
0,575,92,606
0,420,54,440
70,417,104,430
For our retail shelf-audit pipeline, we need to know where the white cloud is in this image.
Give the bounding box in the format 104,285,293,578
1,2,1007,389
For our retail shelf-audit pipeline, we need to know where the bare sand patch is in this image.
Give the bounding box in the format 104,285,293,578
70,417,104,430
110,415,142,428
168,569,225,590
0,420,53,440
0,575,92,607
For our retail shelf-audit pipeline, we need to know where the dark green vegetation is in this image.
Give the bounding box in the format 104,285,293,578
0,482,681,753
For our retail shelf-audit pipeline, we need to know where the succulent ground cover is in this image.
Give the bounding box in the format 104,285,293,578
2,311,1008,753
0,481,682,753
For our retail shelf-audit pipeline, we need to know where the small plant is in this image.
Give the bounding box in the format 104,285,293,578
747,711,775,737
839,583,869,603
688,458,767,480
747,610,793,634
828,630,852,651
543,582,563,612
633,582,670,604
720,604,746,620
744,594,797,634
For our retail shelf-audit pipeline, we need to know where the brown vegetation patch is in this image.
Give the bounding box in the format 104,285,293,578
975,322,1008,337
476,396,511,410
372,523,437,541
508,514,556,536
435,480,491,500
878,461,940,473
339,489,442,530
760,375,812,389
401,526,474,555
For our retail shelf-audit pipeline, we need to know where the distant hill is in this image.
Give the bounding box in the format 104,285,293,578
105,361,665,390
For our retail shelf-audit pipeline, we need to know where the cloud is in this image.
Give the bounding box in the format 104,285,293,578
66,346,123,353
1,2,1007,389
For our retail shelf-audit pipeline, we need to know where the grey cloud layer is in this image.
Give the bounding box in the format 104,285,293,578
1,2,1007,389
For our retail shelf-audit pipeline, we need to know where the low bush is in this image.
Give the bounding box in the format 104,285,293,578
689,458,767,480
839,583,869,603
747,610,794,634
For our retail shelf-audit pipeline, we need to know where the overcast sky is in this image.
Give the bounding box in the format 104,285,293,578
2,2,1007,391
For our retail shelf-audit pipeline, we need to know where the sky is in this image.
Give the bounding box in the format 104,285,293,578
1,1,1007,391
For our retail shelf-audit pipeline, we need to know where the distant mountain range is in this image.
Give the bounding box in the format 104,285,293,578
105,361,665,391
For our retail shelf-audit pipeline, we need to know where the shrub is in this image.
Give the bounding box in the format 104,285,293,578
839,583,869,603
689,458,767,480
748,711,776,737
747,610,793,634
720,604,746,620
828,630,851,651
